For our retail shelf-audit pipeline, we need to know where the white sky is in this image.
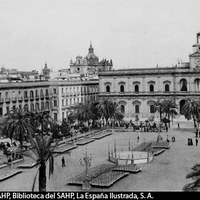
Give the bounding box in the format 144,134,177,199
0,0,200,72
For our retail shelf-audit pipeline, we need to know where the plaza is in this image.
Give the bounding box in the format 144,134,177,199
0,119,199,191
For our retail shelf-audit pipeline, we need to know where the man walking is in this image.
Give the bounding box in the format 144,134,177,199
196,138,198,146
62,156,65,167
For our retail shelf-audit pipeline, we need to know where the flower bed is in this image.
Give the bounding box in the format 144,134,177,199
153,141,170,149
91,132,112,140
0,168,23,182
76,138,95,146
67,164,115,185
89,171,129,187
133,142,153,152
112,164,141,173
53,144,77,153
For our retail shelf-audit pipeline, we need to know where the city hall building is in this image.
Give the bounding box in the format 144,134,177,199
98,32,200,119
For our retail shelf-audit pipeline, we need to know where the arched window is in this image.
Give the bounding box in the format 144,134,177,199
24,104,28,111
135,85,139,93
46,102,49,109
150,105,155,113
120,85,124,92
106,85,110,93
24,91,28,98
165,84,170,92
30,103,34,112
194,78,200,91
150,84,154,92
35,103,39,112
135,105,139,113
121,105,125,113
180,79,187,91
41,102,44,111
30,90,34,98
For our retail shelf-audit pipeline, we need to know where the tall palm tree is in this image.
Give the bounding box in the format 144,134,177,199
162,99,178,127
154,100,164,123
109,101,124,128
183,163,200,191
2,108,34,152
27,134,57,192
71,101,95,131
97,97,114,128
182,98,200,131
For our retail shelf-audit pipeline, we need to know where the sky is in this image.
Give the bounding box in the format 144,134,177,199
0,0,200,72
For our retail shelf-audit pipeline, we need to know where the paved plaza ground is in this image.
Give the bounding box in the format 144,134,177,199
0,120,199,191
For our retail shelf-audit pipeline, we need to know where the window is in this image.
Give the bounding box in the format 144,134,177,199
66,99,68,106
54,113,58,121
150,84,154,92
180,79,187,91
35,90,38,97
19,104,22,110
54,100,57,107
121,105,125,113
120,85,124,92
62,88,64,94
53,88,57,94
41,102,44,111
30,103,34,112
45,102,49,109
62,112,64,120
6,106,9,113
30,90,34,98
135,105,139,113
35,103,39,112
24,104,28,111
150,105,155,113
45,89,49,96
0,107,2,117
165,84,170,92
135,85,139,93
62,99,64,106
194,78,200,91
106,85,110,93
24,91,28,98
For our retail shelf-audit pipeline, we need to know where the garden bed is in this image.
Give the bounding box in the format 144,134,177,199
91,132,112,140
0,168,23,182
76,138,95,146
67,164,115,185
89,171,129,187
133,142,153,152
152,141,170,149
53,144,77,153
112,164,141,173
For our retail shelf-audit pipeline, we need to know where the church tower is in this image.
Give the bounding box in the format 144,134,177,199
189,32,200,70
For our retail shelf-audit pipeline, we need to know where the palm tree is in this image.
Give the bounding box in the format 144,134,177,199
30,111,53,137
109,101,124,129
154,100,164,123
27,134,57,192
183,163,200,191
182,98,200,131
162,99,178,127
96,97,114,129
2,108,34,153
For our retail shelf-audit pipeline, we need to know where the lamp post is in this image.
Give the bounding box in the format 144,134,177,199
80,147,92,190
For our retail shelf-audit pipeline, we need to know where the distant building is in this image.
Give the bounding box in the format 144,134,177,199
98,32,200,119
70,43,113,77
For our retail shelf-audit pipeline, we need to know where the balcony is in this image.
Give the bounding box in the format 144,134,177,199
0,98,4,103
40,94,44,99
35,95,40,100
12,97,18,102
5,97,11,103
30,96,34,101
24,96,29,101
18,97,23,101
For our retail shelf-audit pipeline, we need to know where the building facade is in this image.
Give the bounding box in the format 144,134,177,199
0,80,98,123
98,32,200,119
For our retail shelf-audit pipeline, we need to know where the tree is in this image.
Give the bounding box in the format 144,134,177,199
60,119,71,138
154,100,164,123
162,99,178,127
28,134,57,192
182,98,200,131
2,108,34,153
30,111,54,137
183,163,200,191
96,97,114,128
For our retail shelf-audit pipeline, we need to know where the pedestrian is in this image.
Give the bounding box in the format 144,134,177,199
137,135,139,142
166,125,168,132
196,138,198,146
178,123,180,129
62,156,65,167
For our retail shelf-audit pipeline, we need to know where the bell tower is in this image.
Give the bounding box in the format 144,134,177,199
190,32,200,70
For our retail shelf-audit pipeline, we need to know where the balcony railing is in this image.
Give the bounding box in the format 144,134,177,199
18,96,24,101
